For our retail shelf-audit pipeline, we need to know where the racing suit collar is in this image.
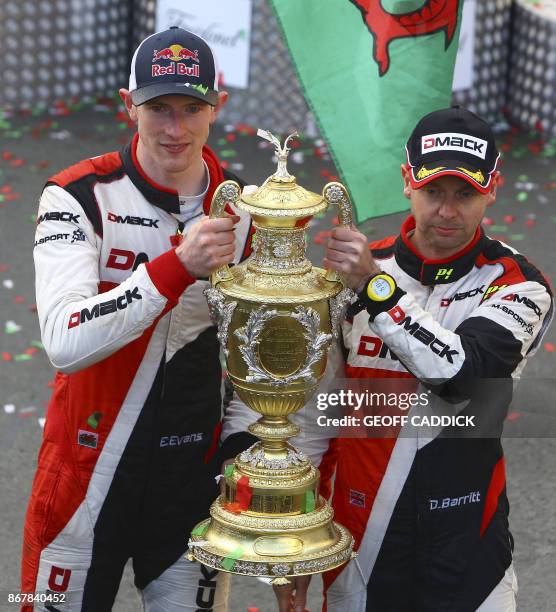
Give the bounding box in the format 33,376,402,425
395,215,487,285
121,133,224,215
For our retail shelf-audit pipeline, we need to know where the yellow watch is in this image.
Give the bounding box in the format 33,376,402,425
365,273,397,302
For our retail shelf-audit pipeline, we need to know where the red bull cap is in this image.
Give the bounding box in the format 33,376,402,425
129,26,219,106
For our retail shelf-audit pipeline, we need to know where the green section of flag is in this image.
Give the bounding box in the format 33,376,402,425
269,0,462,222
221,546,244,571
224,463,235,478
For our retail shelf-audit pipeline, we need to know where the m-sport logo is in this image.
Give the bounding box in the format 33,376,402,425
107,212,159,228
68,287,142,328
421,132,488,159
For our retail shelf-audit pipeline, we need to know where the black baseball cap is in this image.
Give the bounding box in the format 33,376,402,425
405,107,500,194
129,27,219,106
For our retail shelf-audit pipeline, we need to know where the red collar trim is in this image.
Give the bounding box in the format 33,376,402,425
400,215,482,265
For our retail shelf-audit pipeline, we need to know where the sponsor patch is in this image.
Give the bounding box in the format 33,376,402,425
106,248,149,271
152,62,200,77
457,167,485,183
480,284,508,303
34,233,70,247
48,566,72,592
71,228,86,243
421,132,488,160
387,305,405,324
489,304,534,335
37,211,80,225
502,293,542,319
152,45,199,63
434,268,453,282
357,335,399,361
78,429,98,449
441,285,485,307
68,287,142,328
394,314,459,363
106,212,159,228
416,166,446,180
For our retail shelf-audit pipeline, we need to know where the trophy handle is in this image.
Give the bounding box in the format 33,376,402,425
208,180,242,285
322,182,354,283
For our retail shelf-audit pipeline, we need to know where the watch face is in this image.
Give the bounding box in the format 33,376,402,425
367,274,395,301
371,277,393,299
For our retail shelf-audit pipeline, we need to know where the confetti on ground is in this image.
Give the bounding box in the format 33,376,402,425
19,406,37,418
2,279,14,288
506,412,522,422
545,343,555,353
5,320,21,334
3,404,15,414
38,418,46,429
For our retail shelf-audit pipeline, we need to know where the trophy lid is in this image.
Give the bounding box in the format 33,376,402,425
238,130,327,222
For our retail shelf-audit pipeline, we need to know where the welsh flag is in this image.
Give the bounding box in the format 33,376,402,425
269,0,463,222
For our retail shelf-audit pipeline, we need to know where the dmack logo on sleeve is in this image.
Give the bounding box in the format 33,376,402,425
37,211,80,224
387,306,459,364
421,133,488,160
68,287,142,328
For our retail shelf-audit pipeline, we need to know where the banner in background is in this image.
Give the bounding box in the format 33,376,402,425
453,0,477,92
156,0,252,89
269,0,463,222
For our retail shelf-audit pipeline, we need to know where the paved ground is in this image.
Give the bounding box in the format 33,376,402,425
0,100,555,611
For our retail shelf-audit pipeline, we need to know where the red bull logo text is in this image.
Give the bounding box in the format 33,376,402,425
152,44,200,77
152,63,199,77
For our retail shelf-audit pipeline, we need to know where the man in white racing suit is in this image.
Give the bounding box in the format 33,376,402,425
267,107,553,612
22,27,256,611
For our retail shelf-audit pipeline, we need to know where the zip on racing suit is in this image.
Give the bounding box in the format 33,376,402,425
21,133,256,611
290,215,553,612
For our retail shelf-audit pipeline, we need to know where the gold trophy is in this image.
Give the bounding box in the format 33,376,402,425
187,130,356,584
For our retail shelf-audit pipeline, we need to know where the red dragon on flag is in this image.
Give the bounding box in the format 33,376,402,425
350,0,460,76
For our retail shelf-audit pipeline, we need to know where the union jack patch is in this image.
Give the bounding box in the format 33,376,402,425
349,489,366,508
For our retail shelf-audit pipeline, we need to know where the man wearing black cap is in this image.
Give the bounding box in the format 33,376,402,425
22,27,255,610
280,108,553,612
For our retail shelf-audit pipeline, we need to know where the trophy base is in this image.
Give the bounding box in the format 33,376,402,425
187,499,355,583
186,438,355,583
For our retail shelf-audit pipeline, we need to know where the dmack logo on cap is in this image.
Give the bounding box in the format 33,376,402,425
421,132,488,160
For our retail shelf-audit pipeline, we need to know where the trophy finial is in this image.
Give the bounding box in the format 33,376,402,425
257,129,298,181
